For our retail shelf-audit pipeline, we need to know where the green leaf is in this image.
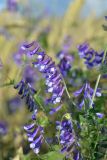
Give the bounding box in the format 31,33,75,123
41,151,65,160
37,115,49,127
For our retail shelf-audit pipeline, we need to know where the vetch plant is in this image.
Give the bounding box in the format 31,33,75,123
1,18,107,159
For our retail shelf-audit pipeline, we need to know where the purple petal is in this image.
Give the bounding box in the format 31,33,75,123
73,86,84,97
24,123,35,131
79,100,84,109
49,105,62,115
96,113,104,118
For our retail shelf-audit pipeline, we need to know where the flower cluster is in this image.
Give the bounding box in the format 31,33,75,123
56,119,80,159
73,82,101,108
24,110,44,154
14,80,37,112
57,50,73,77
77,42,104,68
18,41,65,113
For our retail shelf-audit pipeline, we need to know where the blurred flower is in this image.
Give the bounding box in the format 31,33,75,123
102,74,107,78
14,80,37,112
13,46,25,66
105,16,107,19
7,0,18,12
56,119,80,159
73,82,101,108
69,68,86,87
23,65,39,85
57,36,73,77
77,42,104,68
0,121,8,136
62,35,72,51
96,113,104,118
7,96,22,113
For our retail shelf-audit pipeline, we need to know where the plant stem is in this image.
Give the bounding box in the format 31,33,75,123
35,96,45,112
57,66,71,99
90,74,101,108
90,47,107,108
61,76,71,99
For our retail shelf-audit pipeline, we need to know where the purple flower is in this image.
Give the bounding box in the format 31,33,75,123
13,41,38,65
73,82,101,108
13,46,25,65
14,80,37,112
16,41,65,113
7,0,18,12
77,42,104,68
57,37,73,77
24,110,44,154
96,113,104,118
56,119,80,159
0,121,8,136
73,149,80,160
57,51,74,77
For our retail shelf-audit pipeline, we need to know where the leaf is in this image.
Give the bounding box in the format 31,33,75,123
41,151,65,160
37,113,49,127
0,79,14,87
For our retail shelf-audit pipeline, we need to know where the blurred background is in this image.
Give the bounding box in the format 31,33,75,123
0,0,107,17
0,0,107,159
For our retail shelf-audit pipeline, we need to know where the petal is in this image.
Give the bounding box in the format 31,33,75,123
79,100,84,109
49,105,62,115
96,113,104,118
73,86,84,97
24,123,35,131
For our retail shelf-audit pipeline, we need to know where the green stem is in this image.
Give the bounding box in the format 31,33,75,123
57,66,71,99
61,76,71,99
90,74,101,108
35,96,45,112
34,89,46,112
90,47,107,108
